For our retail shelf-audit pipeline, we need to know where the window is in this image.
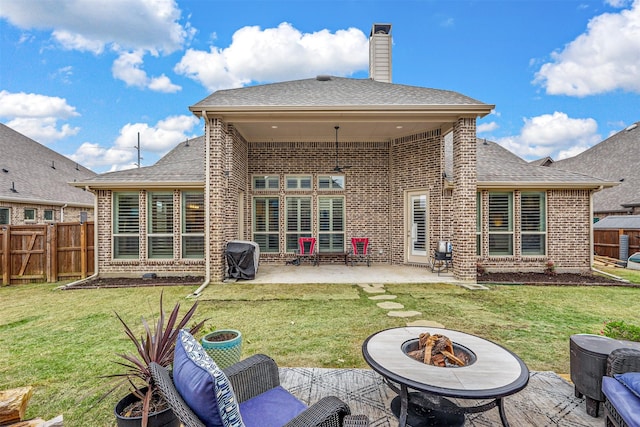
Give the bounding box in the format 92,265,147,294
521,192,546,255
24,208,35,221
318,197,345,252
113,192,139,258
285,175,312,190
44,210,54,222
488,192,513,255
148,192,173,259
0,207,9,224
253,175,279,190
285,197,312,252
318,175,345,190
253,197,279,252
182,192,205,258
476,192,482,256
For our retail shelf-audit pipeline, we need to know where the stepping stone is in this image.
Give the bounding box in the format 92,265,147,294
387,310,421,318
376,301,404,310
360,285,386,294
368,294,397,300
406,320,446,328
457,283,489,290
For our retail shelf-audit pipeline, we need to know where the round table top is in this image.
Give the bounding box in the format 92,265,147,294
570,333,640,355
362,327,529,399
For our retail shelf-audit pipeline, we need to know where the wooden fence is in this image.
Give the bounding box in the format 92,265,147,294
594,228,640,260
0,222,94,285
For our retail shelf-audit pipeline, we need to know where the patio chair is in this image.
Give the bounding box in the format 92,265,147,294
602,348,640,427
430,240,452,275
348,238,371,267
296,237,318,266
150,330,369,427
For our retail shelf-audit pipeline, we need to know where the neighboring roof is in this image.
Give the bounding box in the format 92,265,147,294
529,157,554,167
74,136,204,189
191,76,491,110
551,121,640,213
593,215,640,230
445,137,616,190
0,123,95,207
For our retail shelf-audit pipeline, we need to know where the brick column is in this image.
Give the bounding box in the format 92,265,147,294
452,118,477,281
207,117,228,281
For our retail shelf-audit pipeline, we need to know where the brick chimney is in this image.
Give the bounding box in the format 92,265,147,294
369,23,392,83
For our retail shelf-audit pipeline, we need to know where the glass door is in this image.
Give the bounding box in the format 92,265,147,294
407,191,429,263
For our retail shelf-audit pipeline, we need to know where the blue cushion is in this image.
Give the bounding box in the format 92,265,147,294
173,330,244,427
603,376,640,427
238,386,307,427
616,372,640,399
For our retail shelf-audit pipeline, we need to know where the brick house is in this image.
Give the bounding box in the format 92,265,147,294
0,123,95,225
76,24,616,282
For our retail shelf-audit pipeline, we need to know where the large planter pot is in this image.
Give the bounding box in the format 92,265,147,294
114,388,180,427
201,329,242,369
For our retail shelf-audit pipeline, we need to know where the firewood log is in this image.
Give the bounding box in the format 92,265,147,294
0,386,33,425
441,350,466,366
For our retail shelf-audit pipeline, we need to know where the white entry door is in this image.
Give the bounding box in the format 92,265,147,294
407,191,429,263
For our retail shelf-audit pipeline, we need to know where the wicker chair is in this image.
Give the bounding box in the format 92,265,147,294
602,348,640,427
150,355,369,427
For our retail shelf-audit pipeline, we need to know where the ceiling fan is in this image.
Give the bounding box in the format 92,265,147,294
332,126,352,173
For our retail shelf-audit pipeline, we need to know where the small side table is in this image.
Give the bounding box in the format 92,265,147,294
569,334,640,417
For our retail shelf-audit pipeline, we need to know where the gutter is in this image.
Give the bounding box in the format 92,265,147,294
55,186,100,289
189,111,212,298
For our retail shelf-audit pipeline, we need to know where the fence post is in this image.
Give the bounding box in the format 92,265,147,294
48,224,58,283
1,226,9,285
80,221,87,278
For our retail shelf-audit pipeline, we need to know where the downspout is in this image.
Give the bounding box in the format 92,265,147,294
60,204,68,222
191,111,211,298
56,186,99,289
589,186,602,272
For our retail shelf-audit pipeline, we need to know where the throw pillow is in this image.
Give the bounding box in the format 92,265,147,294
615,372,640,399
173,329,244,427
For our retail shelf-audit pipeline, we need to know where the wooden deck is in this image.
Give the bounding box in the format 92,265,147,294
280,367,602,426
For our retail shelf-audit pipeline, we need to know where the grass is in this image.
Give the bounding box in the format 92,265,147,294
1,278,639,426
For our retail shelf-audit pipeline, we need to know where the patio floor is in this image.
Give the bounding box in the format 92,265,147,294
280,367,601,426
235,263,461,284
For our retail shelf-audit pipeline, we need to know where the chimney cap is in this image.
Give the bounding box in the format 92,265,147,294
316,75,332,81
370,23,392,36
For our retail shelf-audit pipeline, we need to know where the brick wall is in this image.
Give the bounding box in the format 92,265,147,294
0,201,93,225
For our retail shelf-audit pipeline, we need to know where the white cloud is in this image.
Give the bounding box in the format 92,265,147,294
175,22,369,91
477,121,498,133
496,112,601,160
0,90,80,143
0,0,189,54
112,50,181,92
69,114,200,170
0,0,188,92
534,0,640,96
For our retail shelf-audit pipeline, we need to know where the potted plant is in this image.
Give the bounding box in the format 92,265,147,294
107,292,206,427
201,328,242,369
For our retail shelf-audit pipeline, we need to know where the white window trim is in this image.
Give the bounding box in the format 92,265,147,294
147,192,174,259
520,191,547,256
285,196,312,253
252,196,280,253
252,174,280,191
317,175,345,191
182,191,205,259
317,196,345,253
285,174,313,191
113,192,140,259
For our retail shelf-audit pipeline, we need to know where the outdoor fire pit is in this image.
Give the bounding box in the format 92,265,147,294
402,333,477,367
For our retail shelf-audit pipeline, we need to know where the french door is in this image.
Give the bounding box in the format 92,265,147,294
406,191,429,263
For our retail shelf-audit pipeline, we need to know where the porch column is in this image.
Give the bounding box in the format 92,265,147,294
452,118,477,281
206,117,228,282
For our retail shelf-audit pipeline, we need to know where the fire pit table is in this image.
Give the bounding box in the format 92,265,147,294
362,327,529,427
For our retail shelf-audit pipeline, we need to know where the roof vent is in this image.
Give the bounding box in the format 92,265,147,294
10,181,17,193
626,123,638,131
316,75,331,81
51,160,56,169
2,168,8,173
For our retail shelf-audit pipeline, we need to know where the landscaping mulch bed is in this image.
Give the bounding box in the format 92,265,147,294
61,276,204,289
477,272,634,286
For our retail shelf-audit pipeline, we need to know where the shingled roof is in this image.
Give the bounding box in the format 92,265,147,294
74,136,204,188
551,121,640,214
445,137,615,189
0,123,95,206
190,76,489,109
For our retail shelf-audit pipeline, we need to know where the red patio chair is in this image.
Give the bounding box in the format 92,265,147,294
349,237,371,267
296,237,318,266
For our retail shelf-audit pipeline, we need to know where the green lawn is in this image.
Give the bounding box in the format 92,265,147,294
1,277,639,426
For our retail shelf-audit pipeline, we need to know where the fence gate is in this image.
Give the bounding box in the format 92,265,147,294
0,222,94,285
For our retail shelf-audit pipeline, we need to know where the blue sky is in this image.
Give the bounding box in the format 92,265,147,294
1,0,639,173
